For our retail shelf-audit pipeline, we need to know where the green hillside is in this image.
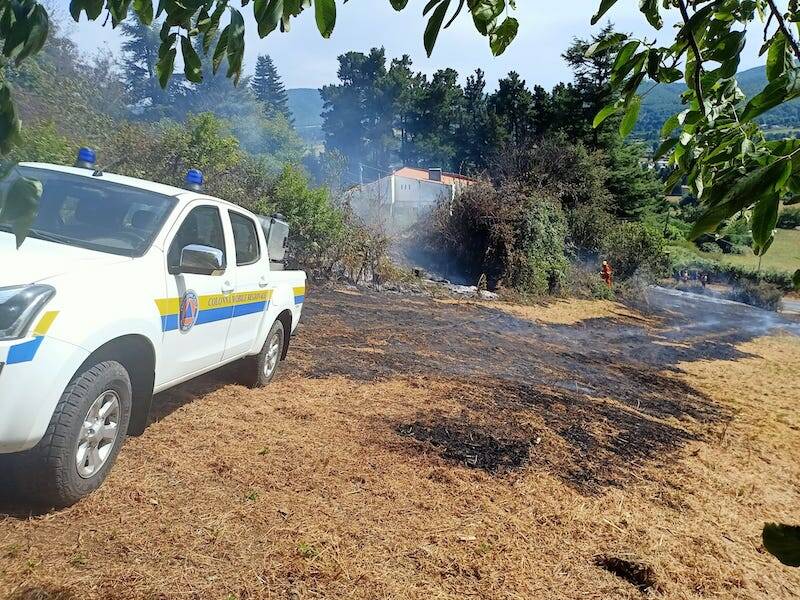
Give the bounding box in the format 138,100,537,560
636,65,800,142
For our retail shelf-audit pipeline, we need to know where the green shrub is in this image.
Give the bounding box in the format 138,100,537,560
777,207,800,229
564,264,616,300
568,203,614,254
700,241,723,254
432,182,569,295
668,247,795,291
255,165,346,273
8,122,74,165
728,281,783,311
602,221,670,280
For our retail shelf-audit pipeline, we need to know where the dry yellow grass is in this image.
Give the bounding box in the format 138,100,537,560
436,295,656,326
0,293,798,599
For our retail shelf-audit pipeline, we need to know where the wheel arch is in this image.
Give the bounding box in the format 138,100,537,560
276,309,293,359
75,334,156,437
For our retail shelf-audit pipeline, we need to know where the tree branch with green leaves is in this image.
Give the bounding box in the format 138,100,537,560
591,0,800,291
0,0,520,243
590,0,800,566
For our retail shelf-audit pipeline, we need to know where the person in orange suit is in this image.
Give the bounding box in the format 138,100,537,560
601,260,613,288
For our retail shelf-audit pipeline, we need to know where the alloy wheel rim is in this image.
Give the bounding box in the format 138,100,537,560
264,332,281,377
76,390,120,479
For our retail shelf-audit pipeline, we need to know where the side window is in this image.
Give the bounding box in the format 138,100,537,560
229,211,260,266
168,205,226,270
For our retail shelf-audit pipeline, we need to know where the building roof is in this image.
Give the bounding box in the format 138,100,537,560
392,167,478,186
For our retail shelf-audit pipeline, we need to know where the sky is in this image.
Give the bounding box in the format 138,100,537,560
69,1,768,91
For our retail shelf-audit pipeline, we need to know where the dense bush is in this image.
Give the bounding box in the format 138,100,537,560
254,165,345,274
777,207,800,229
568,203,615,254
568,204,670,282
433,181,569,294
728,281,784,311
602,221,670,280
700,241,723,254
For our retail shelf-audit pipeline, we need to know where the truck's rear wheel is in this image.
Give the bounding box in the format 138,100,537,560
241,319,285,388
9,361,132,509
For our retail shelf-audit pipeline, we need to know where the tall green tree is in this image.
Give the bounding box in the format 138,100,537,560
321,48,394,182
454,69,491,173
176,33,259,121
406,68,464,169
251,55,292,122
489,72,537,148
562,23,618,147
119,16,183,119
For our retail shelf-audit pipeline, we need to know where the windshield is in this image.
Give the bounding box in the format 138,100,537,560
0,167,177,257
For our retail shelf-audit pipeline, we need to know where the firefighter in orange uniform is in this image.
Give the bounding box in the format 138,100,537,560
601,260,613,288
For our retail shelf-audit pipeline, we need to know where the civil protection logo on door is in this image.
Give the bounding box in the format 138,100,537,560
180,290,199,332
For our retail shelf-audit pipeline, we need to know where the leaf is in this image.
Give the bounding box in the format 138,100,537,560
70,0,104,22
212,25,230,74
639,0,662,29
314,0,336,38
469,0,504,35
226,8,246,84
0,84,21,154
585,32,627,57
133,0,154,26
660,113,680,138
0,176,42,248
751,192,780,248
654,137,679,160
424,0,450,57
689,159,792,239
593,103,619,128
591,0,620,25
793,270,800,291
13,5,49,65
489,17,518,56
181,36,202,84
254,0,284,38
767,31,790,81
156,34,178,89
619,95,641,137
741,70,800,122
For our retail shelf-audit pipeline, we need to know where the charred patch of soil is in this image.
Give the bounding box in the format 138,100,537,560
298,288,757,493
594,555,658,594
395,419,534,473
391,377,706,493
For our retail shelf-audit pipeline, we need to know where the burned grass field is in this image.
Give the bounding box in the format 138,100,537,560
1,287,800,599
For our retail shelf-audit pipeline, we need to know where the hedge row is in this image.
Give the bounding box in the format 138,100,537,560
668,248,795,292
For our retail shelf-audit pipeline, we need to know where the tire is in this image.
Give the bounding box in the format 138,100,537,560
240,319,285,388
8,360,132,509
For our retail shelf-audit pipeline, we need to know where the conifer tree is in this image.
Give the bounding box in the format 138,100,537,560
251,55,292,123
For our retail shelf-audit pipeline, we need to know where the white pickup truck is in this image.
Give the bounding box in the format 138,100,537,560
0,153,306,507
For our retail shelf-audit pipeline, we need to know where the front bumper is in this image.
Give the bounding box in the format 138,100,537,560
0,334,89,453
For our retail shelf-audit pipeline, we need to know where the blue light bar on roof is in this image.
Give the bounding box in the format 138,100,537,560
185,169,204,191
75,147,96,169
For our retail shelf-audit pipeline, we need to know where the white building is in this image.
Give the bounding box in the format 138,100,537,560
344,167,477,229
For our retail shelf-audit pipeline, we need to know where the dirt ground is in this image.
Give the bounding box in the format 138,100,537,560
1,286,799,599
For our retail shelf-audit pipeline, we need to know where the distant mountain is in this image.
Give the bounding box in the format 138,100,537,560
287,88,324,143
636,65,800,141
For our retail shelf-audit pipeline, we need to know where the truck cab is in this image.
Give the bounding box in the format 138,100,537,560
0,155,306,507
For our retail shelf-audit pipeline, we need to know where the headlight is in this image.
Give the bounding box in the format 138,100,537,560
0,285,56,340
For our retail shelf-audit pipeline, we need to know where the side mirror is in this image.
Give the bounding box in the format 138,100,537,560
177,244,225,276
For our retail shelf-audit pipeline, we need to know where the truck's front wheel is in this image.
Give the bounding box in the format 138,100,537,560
10,361,132,508
240,319,285,388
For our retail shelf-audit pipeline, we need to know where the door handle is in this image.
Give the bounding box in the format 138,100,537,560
221,282,235,295
258,276,269,288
